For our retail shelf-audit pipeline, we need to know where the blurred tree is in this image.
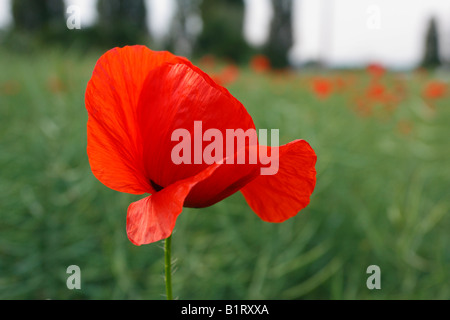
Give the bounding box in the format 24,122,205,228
264,0,293,69
421,17,441,69
195,0,253,63
97,0,148,48
167,0,203,57
11,0,66,40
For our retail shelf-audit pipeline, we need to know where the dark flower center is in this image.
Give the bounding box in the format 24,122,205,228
150,179,164,192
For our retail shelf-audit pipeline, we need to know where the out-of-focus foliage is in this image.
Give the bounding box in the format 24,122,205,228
3,1,450,70
12,0,65,33
5,0,148,52
263,0,293,69
96,0,147,48
9,0,66,48
166,0,203,57
194,0,254,63
421,17,441,69
1,47,449,299
1,1,449,300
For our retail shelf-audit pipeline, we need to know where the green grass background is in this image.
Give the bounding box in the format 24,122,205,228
0,47,449,299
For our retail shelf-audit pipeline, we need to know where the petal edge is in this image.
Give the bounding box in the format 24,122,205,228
240,140,317,222
126,163,220,245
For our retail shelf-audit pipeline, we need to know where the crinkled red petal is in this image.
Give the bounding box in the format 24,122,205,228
126,163,220,245
136,60,258,206
85,45,187,194
240,140,317,222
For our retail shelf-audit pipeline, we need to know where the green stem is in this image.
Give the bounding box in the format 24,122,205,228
164,234,173,300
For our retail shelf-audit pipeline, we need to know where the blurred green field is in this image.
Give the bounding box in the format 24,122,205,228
0,47,449,300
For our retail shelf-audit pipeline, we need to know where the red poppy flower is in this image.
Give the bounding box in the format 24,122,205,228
211,63,240,86
85,45,317,246
366,82,386,101
198,54,216,70
366,63,385,78
312,77,333,99
250,54,271,73
422,80,447,100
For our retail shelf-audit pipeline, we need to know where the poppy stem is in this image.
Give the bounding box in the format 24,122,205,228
164,234,173,300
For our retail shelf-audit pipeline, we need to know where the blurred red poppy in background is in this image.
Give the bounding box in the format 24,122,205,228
211,63,240,86
85,45,317,245
366,63,386,79
198,54,216,70
422,80,447,100
354,81,400,116
366,82,387,102
312,77,333,99
250,54,271,73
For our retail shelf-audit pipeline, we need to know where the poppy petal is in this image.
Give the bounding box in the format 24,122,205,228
184,145,260,208
126,163,220,245
85,45,186,194
240,139,317,222
136,59,258,205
